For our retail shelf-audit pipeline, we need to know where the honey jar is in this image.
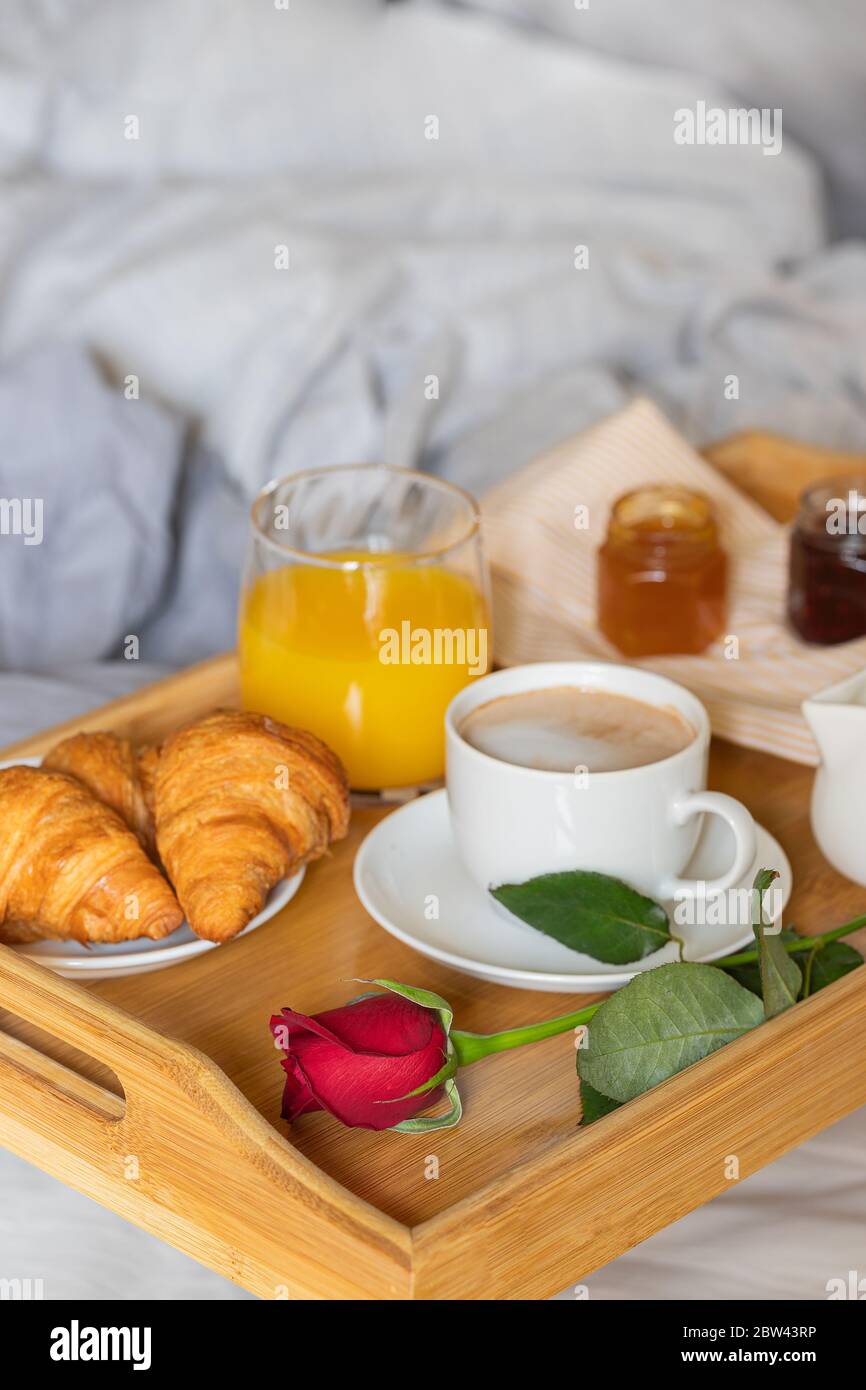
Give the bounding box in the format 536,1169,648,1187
788,476,866,644
598,486,727,657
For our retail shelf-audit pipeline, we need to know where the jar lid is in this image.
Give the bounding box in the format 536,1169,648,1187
606,486,719,549
797,474,866,546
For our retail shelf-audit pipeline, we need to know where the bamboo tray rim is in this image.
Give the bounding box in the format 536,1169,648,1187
1,653,866,1300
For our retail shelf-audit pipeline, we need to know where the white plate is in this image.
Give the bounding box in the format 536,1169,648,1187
353,788,792,993
1,757,305,978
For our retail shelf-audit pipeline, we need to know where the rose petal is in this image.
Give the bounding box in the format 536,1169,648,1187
290,1024,448,1129
314,994,437,1056
279,1056,322,1121
270,1008,351,1052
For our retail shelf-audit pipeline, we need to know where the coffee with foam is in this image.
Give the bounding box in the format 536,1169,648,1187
459,685,694,774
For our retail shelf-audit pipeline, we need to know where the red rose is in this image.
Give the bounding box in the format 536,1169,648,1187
270,976,609,1135
270,986,451,1131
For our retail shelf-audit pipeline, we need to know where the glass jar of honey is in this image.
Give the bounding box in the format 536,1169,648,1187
598,486,727,657
788,475,866,644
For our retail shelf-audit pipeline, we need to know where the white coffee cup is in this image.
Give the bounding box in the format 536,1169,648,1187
445,662,756,903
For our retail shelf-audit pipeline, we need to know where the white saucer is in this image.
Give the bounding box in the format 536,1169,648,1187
353,789,792,993
1,757,305,978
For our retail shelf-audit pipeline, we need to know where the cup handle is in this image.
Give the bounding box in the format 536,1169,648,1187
658,791,757,901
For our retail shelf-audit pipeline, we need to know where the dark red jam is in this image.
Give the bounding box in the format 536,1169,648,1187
788,476,866,644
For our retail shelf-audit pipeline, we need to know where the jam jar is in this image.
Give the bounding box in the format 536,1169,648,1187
598,486,727,657
788,475,866,644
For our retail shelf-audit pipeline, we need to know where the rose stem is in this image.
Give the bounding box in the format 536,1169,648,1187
713,914,866,970
451,1003,600,1066
449,915,866,1065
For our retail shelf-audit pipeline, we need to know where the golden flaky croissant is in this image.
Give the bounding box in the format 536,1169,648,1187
43,731,160,855
0,767,183,945
136,744,160,826
154,710,350,942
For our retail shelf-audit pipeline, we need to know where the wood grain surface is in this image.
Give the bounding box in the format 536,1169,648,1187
0,431,864,1299
84,733,866,1225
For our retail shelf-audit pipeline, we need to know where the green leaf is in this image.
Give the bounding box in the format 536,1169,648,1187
752,869,800,1019
726,934,863,1000
578,1077,622,1127
724,928,800,997
803,941,863,997
390,1078,463,1133
578,962,764,1103
491,870,670,965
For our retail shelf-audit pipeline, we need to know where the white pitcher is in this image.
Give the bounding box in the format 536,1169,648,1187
803,669,866,886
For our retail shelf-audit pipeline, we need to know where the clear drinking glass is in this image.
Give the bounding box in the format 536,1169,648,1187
238,464,491,790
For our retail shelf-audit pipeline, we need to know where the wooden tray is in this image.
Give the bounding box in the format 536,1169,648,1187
4,673,866,1302
1,435,866,1301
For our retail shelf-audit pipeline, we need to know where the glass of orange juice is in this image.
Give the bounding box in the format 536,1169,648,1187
239,464,491,790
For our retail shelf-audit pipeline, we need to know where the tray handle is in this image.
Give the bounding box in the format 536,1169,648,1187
0,945,412,1299
0,943,210,1158
0,942,203,1083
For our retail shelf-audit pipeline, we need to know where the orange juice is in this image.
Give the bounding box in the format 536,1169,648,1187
238,554,490,788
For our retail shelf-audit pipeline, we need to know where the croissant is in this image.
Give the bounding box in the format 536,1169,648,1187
42,731,160,855
0,767,183,944
136,744,160,826
154,709,350,942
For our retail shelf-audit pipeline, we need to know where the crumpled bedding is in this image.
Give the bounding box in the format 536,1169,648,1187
448,0,866,236
2,3,866,693
0,0,864,1301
